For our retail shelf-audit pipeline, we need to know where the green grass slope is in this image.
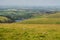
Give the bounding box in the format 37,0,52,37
19,12,60,24
32,12,60,18
46,12,60,18
0,24,60,40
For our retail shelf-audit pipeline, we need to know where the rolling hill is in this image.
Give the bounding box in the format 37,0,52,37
19,12,60,24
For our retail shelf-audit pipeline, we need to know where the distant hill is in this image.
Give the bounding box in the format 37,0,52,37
46,12,60,18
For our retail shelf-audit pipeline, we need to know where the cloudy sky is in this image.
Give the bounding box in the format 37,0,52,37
0,0,60,6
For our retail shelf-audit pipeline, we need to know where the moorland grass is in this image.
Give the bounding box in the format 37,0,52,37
18,13,60,24
0,24,60,40
19,18,60,24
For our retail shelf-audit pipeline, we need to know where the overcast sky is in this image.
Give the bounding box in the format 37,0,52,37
0,0,60,6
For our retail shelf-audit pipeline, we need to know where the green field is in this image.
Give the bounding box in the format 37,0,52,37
0,24,60,40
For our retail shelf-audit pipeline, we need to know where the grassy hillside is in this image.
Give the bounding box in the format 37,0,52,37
0,24,60,40
0,11,60,40
19,12,60,24
19,18,60,24
45,12,60,18
32,12,60,18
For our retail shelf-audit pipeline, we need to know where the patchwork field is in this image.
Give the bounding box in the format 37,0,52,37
0,24,60,40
